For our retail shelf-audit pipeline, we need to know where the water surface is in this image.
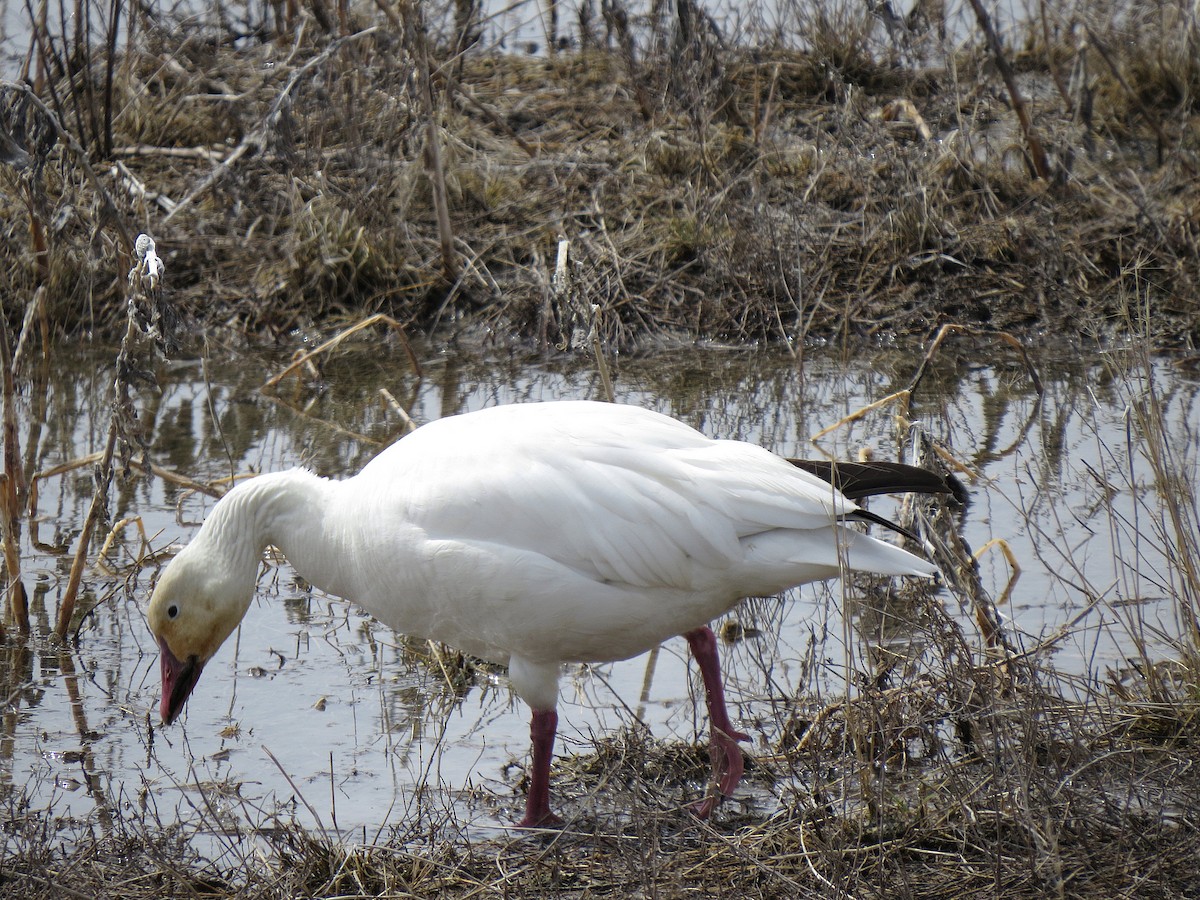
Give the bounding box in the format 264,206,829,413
3,339,1195,844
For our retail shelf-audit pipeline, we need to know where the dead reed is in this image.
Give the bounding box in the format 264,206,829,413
0,0,1196,349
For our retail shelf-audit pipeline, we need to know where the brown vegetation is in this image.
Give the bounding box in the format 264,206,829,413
0,1,1197,351
0,2,1199,898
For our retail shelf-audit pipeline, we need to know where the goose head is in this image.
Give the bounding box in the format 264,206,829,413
147,541,257,724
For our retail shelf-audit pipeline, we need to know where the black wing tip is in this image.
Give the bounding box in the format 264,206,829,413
788,458,967,505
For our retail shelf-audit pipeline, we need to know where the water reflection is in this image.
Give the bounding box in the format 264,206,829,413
0,339,1195,839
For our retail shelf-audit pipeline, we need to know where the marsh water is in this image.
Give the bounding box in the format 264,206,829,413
3,338,1196,847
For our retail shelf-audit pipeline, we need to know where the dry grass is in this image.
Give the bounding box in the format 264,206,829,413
0,1,1197,350
3,618,1197,899
1,2,1200,898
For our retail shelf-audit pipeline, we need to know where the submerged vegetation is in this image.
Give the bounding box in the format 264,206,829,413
0,0,1198,898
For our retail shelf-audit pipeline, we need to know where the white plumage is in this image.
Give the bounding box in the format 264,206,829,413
147,400,940,826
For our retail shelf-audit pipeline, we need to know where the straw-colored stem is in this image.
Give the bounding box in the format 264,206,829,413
55,303,140,640
0,322,24,634
965,0,1053,180
260,313,421,392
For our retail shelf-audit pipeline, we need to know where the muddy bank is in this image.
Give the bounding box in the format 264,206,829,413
1,3,1198,350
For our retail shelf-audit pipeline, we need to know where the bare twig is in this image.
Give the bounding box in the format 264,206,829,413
56,321,132,639
553,239,615,402
809,390,911,442
404,5,459,283
260,313,421,392
28,452,223,520
0,318,24,633
262,743,328,833
56,235,169,639
965,0,1053,180
378,387,418,433
908,324,1044,400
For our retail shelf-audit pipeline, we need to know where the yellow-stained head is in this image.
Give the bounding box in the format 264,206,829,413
146,539,258,724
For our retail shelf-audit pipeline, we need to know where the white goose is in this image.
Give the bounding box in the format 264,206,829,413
147,400,946,826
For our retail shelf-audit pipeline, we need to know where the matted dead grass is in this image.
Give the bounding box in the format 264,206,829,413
0,1,1198,350
2,614,1197,900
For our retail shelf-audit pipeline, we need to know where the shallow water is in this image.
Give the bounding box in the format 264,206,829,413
3,338,1196,844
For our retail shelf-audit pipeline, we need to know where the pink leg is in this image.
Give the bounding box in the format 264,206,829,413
685,626,749,818
517,708,564,828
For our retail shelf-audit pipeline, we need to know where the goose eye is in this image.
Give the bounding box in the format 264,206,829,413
167,604,179,619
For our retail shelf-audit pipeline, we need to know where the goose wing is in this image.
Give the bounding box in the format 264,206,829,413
360,402,855,591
